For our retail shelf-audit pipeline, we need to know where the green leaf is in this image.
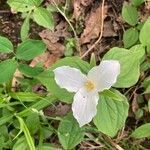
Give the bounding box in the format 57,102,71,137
17,116,36,150
123,28,139,48
33,7,54,30
90,53,96,68
101,89,124,101
7,0,43,12
64,38,75,57
0,59,18,84
140,18,150,46
13,136,29,150
103,47,144,88
9,92,41,102
131,123,150,138
94,91,129,137
0,36,13,53
26,112,40,134
131,0,144,7
0,125,9,139
129,44,145,64
18,96,56,117
16,39,46,61
144,85,150,94
21,13,30,41
40,126,53,139
7,0,34,12
122,3,138,26
37,144,60,150
0,115,13,126
58,113,84,149
36,57,90,103
18,64,43,77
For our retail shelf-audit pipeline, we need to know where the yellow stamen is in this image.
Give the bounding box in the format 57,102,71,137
85,80,95,91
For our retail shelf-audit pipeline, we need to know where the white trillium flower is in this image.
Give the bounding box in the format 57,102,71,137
54,60,120,127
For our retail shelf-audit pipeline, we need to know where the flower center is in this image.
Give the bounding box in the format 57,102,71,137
85,80,95,91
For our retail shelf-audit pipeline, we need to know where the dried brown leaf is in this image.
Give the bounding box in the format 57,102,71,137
39,21,70,57
131,93,139,113
44,103,71,117
72,1,83,20
12,69,23,91
103,20,117,37
80,5,107,44
72,0,94,20
30,52,59,69
81,0,94,6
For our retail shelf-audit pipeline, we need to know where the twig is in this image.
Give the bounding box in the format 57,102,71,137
81,0,105,59
0,10,11,14
103,135,124,150
51,0,81,56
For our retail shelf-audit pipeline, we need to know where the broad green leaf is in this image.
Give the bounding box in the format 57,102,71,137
33,7,54,30
94,91,129,137
7,0,43,12
7,0,34,12
36,57,90,103
9,92,41,102
13,136,29,150
0,36,13,53
17,116,35,150
0,59,17,84
21,13,30,41
101,89,124,101
131,123,150,138
26,112,40,134
58,113,84,150
130,44,145,62
122,3,138,26
16,39,46,61
140,18,150,46
131,0,144,7
103,47,144,88
18,64,43,77
123,28,139,48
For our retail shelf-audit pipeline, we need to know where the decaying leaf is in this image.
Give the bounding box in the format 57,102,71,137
39,21,71,57
80,5,108,44
81,0,95,6
103,20,117,37
72,0,94,20
44,103,71,117
72,1,84,20
12,69,23,91
30,52,59,69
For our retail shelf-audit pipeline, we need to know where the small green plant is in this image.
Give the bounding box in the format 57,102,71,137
7,0,54,41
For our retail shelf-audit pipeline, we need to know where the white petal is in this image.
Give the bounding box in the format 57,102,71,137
54,66,87,92
72,88,99,127
88,60,120,92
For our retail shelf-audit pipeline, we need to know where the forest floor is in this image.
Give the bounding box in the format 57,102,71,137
0,0,150,149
